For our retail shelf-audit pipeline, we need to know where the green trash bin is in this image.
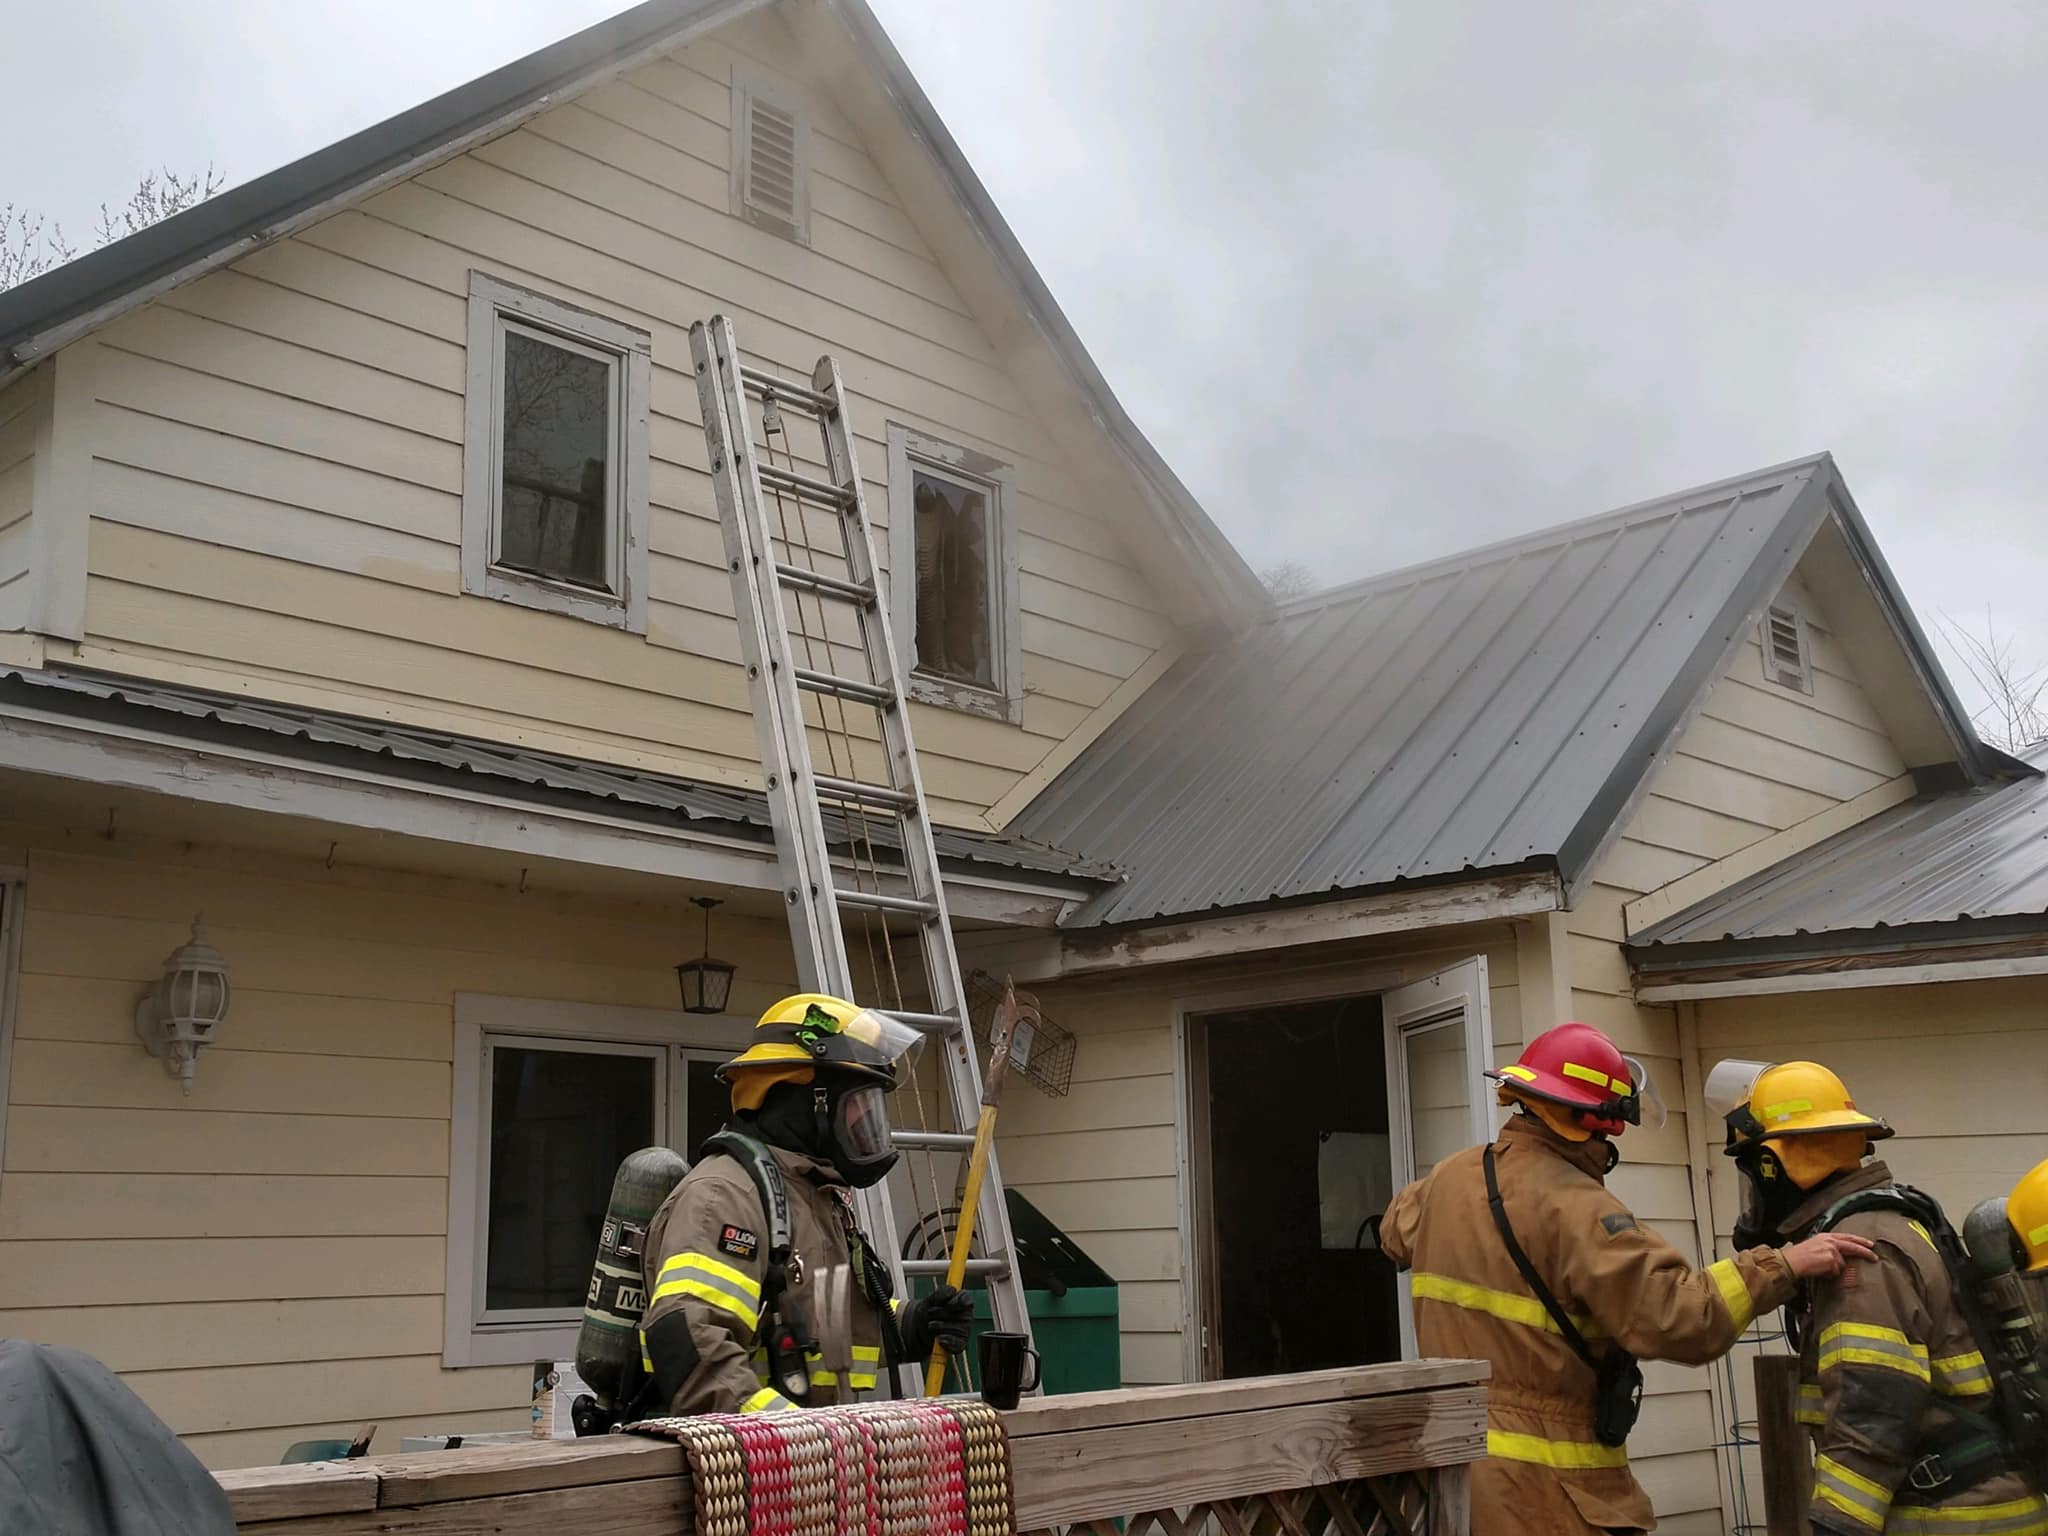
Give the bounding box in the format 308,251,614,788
914,1188,1119,1395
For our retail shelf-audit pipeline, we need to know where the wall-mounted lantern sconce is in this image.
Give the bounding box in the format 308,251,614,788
676,896,737,1015
134,916,231,1095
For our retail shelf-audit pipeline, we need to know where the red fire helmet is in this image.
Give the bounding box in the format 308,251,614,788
1485,1021,1666,1136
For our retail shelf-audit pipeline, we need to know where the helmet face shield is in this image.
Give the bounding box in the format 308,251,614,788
845,1008,926,1081
1705,1059,1772,1124
1617,1055,1668,1133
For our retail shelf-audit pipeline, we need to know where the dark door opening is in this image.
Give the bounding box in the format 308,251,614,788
1196,994,1400,1379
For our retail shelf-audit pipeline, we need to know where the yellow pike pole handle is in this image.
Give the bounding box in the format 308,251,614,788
923,978,1027,1397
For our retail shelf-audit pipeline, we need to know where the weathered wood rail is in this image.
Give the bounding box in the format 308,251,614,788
215,1360,1488,1536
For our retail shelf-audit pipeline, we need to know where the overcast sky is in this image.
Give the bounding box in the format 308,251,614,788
10,1,2047,724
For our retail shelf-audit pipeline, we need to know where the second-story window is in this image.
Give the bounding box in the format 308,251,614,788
887,425,1021,723
461,272,651,631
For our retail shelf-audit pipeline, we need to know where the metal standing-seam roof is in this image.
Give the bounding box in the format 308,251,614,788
1631,742,2048,950
0,667,1103,883
1016,455,1919,929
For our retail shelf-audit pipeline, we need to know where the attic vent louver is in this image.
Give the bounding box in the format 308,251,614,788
1762,602,1813,693
733,74,809,245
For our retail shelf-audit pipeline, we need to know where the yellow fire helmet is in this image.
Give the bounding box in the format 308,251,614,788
2011,1157,2048,1273
1707,1058,1893,1147
717,993,924,1113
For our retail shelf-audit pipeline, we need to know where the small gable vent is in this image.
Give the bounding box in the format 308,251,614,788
733,75,809,244
1762,603,1812,693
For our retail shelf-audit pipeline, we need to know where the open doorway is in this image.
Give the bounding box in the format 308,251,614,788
1183,957,1496,1380
1190,993,1401,1379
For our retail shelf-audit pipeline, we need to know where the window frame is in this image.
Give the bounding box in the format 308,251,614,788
444,995,751,1368
730,67,812,246
0,857,24,1196
885,423,1022,724
461,272,652,633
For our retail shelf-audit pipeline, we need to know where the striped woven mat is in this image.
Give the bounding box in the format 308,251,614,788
624,1399,1015,1536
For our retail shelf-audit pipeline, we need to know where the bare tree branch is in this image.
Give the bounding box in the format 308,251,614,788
1,164,223,293
1935,608,2048,754
1259,560,1318,600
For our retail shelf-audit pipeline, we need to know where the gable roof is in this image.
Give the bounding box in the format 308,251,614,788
1013,452,2010,929
0,0,1263,624
1630,741,2048,956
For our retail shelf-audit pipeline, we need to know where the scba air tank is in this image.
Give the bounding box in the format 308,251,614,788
572,1146,689,1430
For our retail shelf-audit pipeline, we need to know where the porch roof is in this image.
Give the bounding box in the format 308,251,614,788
1630,741,2048,954
0,665,1106,888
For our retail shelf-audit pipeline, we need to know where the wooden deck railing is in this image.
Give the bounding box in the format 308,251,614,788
215,1359,1488,1536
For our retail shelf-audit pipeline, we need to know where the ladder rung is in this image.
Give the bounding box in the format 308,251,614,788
776,563,875,605
837,888,939,919
901,1258,1008,1279
794,667,894,708
878,1010,962,1035
815,773,915,812
892,1131,977,1152
760,462,856,508
738,366,833,415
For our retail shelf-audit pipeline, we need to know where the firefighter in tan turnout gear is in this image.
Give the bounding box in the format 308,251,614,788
1712,1060,2048,1535
636,994,972,1415
1381,1023,1876,1534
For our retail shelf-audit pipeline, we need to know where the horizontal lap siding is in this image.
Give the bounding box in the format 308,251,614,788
0,824,800,1467
0,367,45,630
1566,570,1910,1527
994,927,1521,1389
71,17,1174,824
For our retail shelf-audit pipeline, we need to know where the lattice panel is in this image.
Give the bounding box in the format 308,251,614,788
1022,1473,1436,1536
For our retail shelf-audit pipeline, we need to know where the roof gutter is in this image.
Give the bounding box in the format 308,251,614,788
1629,914,2048,1001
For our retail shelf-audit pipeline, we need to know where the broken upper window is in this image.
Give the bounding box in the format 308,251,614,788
887,426,1020,722
461,272,652,631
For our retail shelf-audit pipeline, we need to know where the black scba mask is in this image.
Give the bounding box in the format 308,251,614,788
819,1079,896,1189
1731,1143,1805,1251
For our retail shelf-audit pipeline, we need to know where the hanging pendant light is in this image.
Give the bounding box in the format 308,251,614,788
676,896,737,1015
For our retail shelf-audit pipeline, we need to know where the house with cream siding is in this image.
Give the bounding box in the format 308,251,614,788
1,6,2042,1533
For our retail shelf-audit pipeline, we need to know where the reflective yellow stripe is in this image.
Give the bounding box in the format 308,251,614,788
2030,1221,2048,1249
653,1275,760,1329
657,1251,761,1300
1818,1322,1930,1382
742,1386,796,1413
809,1368,838,1388
1412,1273,1604,1338
1707,1258,1755,1334
1486,1429,1629,1469
1762,1097,1815,1122
639,1329,653,1373
1497,1065,1537,1082
1814,1455,1891,1530
1935,1349,1995,1396
1562,1061,1629,1093
1909,1219,1940,1253
1797,1383,1826,1427
849,1372,878,1389
1888,1494,2048,1535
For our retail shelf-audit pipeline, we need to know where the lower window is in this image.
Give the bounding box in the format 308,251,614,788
446,998,743,1367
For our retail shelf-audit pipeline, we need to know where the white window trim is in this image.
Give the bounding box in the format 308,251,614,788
461,272,652,633
885,423,1022,724
730,67,812,246
444,994,751,1368
0,858,24,1199
1760,599,1814,695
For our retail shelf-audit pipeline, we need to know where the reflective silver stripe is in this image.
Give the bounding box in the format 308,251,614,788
1813,1454,1890,1532
1887,1495,2048,1536
1934,1350,1995,1396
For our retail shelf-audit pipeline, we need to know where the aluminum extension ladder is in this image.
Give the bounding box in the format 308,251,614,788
688,315,1035,1394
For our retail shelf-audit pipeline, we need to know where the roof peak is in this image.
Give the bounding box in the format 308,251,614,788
1279,451,1836,619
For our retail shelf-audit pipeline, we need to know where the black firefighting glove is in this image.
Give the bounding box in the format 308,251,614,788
899,1284,974,1358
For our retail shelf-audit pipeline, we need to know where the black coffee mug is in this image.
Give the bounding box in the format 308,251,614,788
976,1331,1042,1410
